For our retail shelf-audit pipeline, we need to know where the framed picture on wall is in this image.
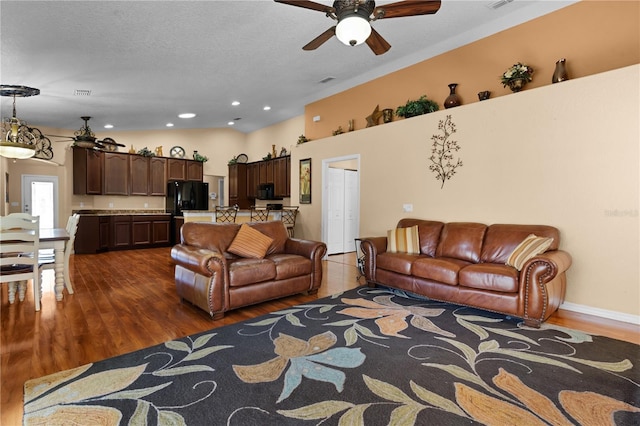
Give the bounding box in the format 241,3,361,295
299,158,311,204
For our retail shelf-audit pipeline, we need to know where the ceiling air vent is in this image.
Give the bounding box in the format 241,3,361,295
318,76,336,84
487,0,514,10
74,89,92,96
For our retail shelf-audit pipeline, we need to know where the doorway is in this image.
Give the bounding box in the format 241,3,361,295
21,175,58,229
322,155,360,255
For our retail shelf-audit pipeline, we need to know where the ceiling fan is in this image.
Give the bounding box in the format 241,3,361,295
48,116,125,151
274,0,441,55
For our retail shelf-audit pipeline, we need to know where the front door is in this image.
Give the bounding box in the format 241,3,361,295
21,174,58,229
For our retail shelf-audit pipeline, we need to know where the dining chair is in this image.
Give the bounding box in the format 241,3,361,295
215,206,238,223
39,213,79,295
0,214,41,311
280,206,299,238
250,206,270,222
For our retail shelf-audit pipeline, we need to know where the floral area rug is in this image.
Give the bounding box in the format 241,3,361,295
24,286,639,425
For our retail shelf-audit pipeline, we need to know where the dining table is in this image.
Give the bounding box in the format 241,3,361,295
39,228,71,301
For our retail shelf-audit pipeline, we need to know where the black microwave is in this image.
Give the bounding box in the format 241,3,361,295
257,183,274,200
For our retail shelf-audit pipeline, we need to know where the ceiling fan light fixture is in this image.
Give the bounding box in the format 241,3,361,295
0,85,46,159
0,141,36,159
336,15,371,46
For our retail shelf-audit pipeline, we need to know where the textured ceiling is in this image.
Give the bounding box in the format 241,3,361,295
0,0,575,134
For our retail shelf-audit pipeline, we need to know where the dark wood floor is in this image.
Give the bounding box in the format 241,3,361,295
1,248,638,424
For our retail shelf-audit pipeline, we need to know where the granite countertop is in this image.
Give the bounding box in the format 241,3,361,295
74,210,171,216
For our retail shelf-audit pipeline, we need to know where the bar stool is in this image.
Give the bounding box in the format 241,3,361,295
280,206,298,237
215,206,238,223
250,206,270,222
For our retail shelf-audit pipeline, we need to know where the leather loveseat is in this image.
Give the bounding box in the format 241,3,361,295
360,219,572,327
171,220,326,318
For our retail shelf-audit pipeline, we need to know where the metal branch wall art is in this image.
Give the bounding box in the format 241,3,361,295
429,115,462,189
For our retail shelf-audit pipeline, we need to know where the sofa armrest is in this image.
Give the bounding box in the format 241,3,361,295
360,236,387,284
171,244,226,277
520,249,572,326
285,238,328,291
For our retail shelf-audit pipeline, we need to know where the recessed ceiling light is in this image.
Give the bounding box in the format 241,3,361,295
166,123,174,127
231,101,240,106
263,106,271,111
178,113,196,119
227,121,235,126
104,124,114,129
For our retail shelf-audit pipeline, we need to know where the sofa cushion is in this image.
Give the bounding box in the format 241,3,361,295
459,264,519,293
506,234,554,271
376,252,418,276
481,224,560,264
228,258,276,287
228,224,274,259
247,221,290,255
269,253,312,280
412,257,471,286
436,222,486,263
387,225,420,254
397,219,444,257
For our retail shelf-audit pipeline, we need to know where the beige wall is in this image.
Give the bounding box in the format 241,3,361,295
292,64,639,319
305,1,640,140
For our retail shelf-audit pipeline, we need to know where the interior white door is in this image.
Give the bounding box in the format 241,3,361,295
21,174,58,229
326,167,345,254
342,169,358,252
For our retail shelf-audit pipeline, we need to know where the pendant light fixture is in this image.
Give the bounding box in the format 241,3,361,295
0,85,53,160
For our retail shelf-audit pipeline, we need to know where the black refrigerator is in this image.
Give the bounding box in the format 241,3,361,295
166,181,209,216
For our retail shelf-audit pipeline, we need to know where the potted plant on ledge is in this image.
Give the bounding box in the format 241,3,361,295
395,95,439,119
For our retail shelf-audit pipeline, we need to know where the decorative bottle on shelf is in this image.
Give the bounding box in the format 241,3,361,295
444,83,461,109
552,58,569,83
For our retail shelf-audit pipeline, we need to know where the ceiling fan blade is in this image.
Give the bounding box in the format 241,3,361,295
47,135,76,140
274,0,334,14
365,27,391,55
98,138,125,148
303,26,336,50
374,0,441,19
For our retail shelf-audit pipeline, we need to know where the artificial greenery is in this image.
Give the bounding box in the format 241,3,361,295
395,95,439,118
429,115,462,189
500,62,534,87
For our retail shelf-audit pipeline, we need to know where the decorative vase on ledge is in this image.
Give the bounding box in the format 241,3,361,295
507,78,527,93
552,58,569,83
444,83,461,109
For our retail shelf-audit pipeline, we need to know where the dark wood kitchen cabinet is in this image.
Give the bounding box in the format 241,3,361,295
110,215,132,249
129,155,150,196
75,215,109,254
186,161,203,181
149,157,167,196
103,152,130,195
73,146,103,195
246,162,259,199
228,163,249,208
273,156,290,197
167,158,186,181
259,160,274,185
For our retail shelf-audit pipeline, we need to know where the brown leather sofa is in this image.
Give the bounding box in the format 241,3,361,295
171,220,327,318
360,219,572,327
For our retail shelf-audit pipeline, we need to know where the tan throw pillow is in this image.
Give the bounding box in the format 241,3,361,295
387,225,420,254
228,224,274,259
506,234,554,271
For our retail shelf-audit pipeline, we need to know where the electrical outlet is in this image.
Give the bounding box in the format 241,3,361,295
109,202,114,208
144,203,148,208
80,202,84,207
403,203,413,212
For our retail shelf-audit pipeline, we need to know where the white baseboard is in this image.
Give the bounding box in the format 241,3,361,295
559,302,640,325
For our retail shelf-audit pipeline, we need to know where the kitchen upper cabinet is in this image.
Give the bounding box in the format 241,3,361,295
246,162,259,199
259,160,274,185
228,163,249,208
130,155,150,196
186,161,203,181
167,158,186,181
103,152,130,195
149,157,167,196
273,156,290,198
73,146,103,195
